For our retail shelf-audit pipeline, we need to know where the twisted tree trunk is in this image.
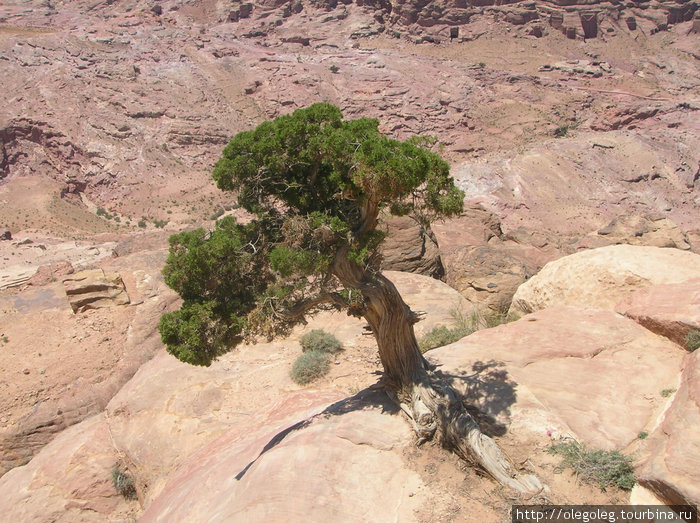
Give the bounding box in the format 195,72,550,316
332,248,542,495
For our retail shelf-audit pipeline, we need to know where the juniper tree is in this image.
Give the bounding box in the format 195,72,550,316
159,103,539,493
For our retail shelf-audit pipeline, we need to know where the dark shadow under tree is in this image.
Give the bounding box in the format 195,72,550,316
158,103,540,494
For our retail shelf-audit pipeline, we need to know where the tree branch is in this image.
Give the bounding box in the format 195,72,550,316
278,291,347,321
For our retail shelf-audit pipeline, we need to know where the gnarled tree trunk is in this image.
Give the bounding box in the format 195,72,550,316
332,248,542,495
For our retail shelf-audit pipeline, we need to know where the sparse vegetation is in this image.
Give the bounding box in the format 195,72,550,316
210,206,225,220
153,219,168,228
111,465,137,500
137,219,147,228
554,124,570,138
290,350,331,385
418,308,519,353
548,440,635,491
419,325,472,353
300,329,342,354
686,329,700,352
661,388,677,398
637,432,648,440
478,62,486,68
1,336,8,344
329,64,339,74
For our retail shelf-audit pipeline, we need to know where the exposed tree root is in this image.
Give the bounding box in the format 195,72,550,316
396,373,543,496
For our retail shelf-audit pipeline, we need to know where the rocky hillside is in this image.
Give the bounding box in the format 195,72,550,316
1,0,698,240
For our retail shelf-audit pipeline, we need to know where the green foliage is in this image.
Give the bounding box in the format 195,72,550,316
686,329,700,352
137,219,147,228
158,218,271,365
554,124,570,138
661,388,677,398
210,206,225,220
111,465,137,500
269,245,330,277
300,329,342,354
329,64,339,73
548,440,635,491
153,219,168,228
290,351,330,384
161,104,465,366
348,230,386,266
637,432,648,440
419,325,471,353
212,102,463,224
418,307,519,353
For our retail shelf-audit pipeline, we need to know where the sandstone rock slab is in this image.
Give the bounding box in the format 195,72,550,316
140,390,423,522
429,306,685,450
616,279,700,350
62,268,130,313
510,245,700,315
636,351,700,506
0,415,135,522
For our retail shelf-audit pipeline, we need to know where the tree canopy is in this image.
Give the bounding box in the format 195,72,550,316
159,103,463,367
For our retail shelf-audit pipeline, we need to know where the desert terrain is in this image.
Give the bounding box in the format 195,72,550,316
0,0,699,520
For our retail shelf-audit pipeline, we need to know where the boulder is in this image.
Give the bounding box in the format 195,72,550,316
636,351,700,506
380,215,444,279
0,230,11,241
510,245,700,315
62,269,130,313
616,280,700,350
26,260,74,287
444,245,531,312
428,306,686,450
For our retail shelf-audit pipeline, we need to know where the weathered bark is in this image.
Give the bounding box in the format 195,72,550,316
331,247,542,495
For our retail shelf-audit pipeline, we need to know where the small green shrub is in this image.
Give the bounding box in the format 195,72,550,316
686,329,700,352
661,388,677,398
419,325,471,353
290,351,330,385
478,62,486,68
548,440,635,491
153,219,168,229
637,432,648,440
137,219,147,228
111,465,137,499
329,65,339,74
210,206,225,220
554,124,570,138
418,307,519,353
300,329,342,354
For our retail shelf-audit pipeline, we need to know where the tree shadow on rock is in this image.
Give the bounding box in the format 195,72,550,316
235,387,399,480
432,359,517,437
